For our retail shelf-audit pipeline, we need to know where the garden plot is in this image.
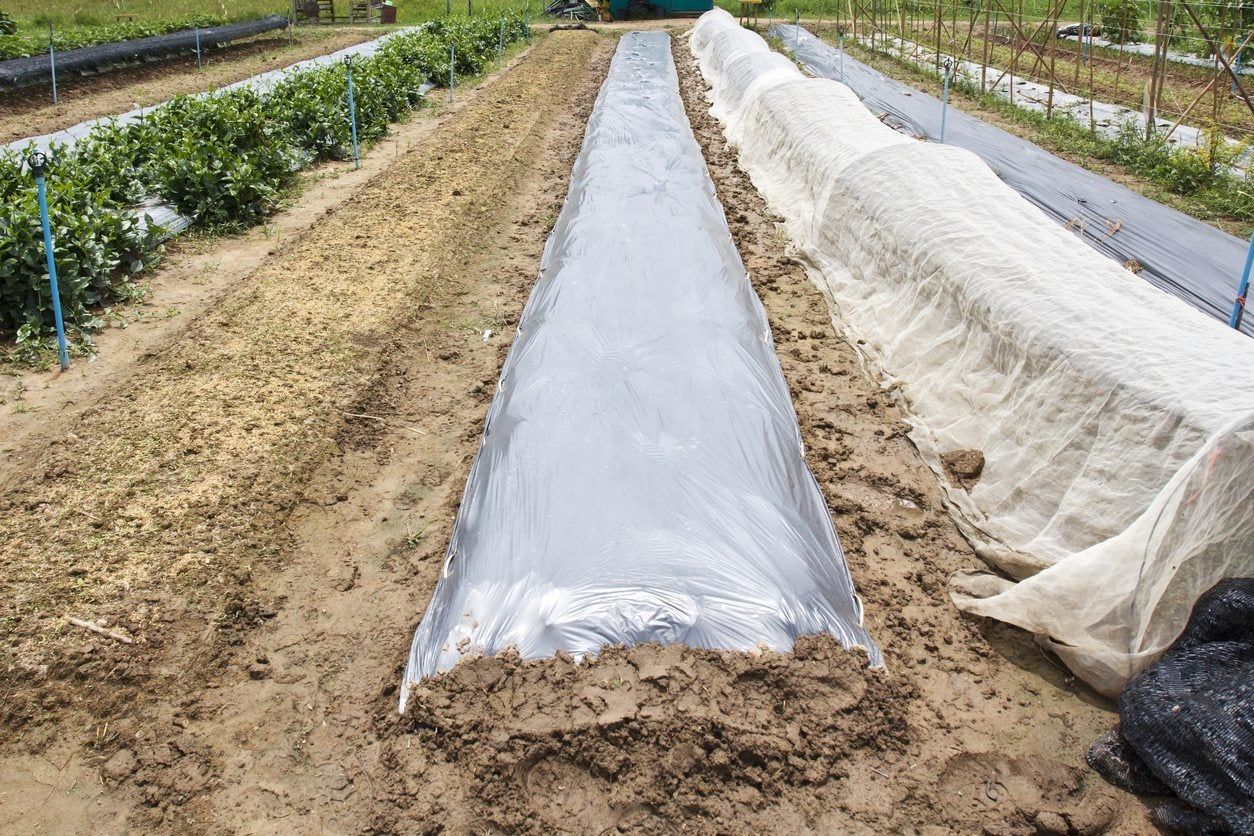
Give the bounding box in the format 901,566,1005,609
0,24,1156,832
693,8,1254,695
402,29,878,702
772,23,1252,335
0,29,381,146
5,27,419,155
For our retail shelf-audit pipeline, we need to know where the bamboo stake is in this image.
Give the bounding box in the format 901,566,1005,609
981,0,991,92
1152,30,1254,150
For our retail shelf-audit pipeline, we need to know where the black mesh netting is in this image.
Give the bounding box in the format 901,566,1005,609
1088,578,1254,835
0,16,289,88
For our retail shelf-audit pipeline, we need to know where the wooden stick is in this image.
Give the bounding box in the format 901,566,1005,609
67,617,134,645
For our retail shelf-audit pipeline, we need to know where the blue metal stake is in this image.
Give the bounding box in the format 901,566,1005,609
449,42,456,102
524,3,530,41
29,153,69,371
498,14,504,61
940,58,953,143
1230,232,1254,330
839,33,845,83
344,56,360,170
195,25,203,68
49,25,58,105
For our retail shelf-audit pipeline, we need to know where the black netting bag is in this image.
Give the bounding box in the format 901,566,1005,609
1088,578,1254,835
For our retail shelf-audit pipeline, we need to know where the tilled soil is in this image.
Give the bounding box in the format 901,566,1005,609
0,30,614,832
0,25,1155,834
0,29,379,145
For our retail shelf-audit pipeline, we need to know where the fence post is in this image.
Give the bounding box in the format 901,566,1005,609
449,42,456,102
498,13,504,61
940,57,952,141
525,3,530,41
28,153,70,371
1231,233,1254,330
839,32,845,82
195,25,203,69
343,56,361,170
49,24,58,105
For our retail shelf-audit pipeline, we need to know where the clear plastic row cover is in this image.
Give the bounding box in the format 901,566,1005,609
399,31,879,710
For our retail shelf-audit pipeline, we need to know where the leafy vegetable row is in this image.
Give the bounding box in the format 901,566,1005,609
0,14,529,343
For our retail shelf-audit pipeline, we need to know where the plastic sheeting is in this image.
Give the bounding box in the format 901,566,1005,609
691,9,1254,695
0,16,290,88
399,30,879,708
771,23,1252,336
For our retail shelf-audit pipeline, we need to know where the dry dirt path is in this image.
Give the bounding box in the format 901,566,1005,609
0,29,612,832
0,28,379,145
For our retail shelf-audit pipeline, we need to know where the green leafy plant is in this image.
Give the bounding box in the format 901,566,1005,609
1098,0,1143,45
0,11,16,36
0,145,156,334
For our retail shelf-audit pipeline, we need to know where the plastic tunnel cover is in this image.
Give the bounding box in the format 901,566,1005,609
399,31,880,711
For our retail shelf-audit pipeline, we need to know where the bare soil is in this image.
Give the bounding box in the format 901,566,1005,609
0,28,379,145
0,25,1156,834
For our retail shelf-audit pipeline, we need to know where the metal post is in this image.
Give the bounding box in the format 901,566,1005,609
498,13,504,61
345,56,360,170
940,57,952,142
449,42,456,102
28,153,69,371
839,33,845,82
794,11,800,49
1231,233,1254,330
49,25,58,105
524,4,530,40
195,25,203,69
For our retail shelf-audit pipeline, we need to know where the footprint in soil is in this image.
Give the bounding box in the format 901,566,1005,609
520,756,621,830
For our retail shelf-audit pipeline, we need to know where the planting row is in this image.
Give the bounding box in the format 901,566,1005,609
0,14,528,345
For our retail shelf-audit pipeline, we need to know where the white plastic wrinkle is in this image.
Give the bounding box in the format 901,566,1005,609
691,8,1254,696
399,31,880,710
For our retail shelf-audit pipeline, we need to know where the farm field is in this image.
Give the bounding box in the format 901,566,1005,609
0,8,1248,834
0,27,380,145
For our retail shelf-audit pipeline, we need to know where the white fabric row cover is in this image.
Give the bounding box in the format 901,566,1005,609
690,9,1254,696
399,31,880,711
